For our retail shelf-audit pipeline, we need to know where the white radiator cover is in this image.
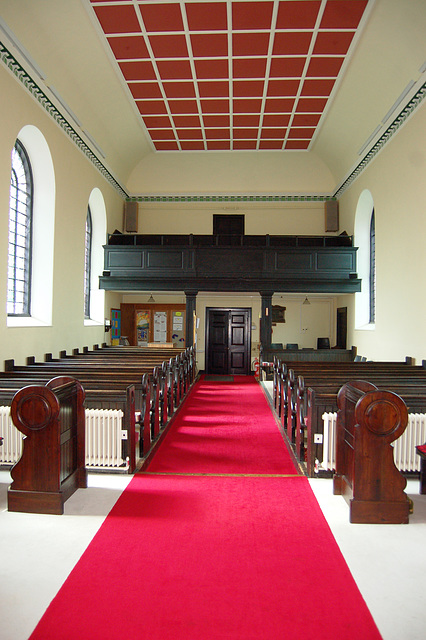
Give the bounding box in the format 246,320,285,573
85,408,126,469
0,406,23,464
0,406,127,470
320,412,426,473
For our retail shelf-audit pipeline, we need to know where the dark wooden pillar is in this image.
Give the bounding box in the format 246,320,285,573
185,291,198,348
260,291,273,349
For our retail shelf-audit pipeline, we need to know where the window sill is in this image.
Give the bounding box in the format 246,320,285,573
7,316,51,328
356,323,376,331
84,319,103,328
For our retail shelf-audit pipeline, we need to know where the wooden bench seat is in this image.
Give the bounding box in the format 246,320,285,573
1,347,196,475
270,357,426,476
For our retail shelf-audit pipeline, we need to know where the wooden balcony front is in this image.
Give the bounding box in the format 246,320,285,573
99,233,361,294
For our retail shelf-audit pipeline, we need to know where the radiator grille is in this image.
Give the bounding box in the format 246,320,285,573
85,408,126,469
0,406,23,464
320,412,426,473
0,406,126,470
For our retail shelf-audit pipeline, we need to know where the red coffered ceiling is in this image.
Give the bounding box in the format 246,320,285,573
89,0,369,151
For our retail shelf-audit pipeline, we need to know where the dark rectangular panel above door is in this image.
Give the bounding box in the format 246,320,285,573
213,214,245,236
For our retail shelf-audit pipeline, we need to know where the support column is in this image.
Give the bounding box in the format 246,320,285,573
185,291,198,348
260,291,274,350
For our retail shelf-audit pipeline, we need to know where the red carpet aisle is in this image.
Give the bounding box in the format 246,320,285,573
147,375,298,475
30,376,382,640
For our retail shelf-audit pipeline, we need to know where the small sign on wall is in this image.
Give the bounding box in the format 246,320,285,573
154,311,167,342
171,310,185,346
111,309,121,345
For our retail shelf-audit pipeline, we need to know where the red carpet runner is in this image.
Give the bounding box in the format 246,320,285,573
30,375,382,640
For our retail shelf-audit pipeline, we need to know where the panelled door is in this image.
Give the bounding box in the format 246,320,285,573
206,308,251,375
336,307,347,349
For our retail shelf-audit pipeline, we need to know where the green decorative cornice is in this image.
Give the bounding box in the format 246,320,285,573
0,41,128,199
334,82,426,198
126,194,336,203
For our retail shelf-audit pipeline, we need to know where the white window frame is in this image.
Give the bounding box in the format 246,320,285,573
7,126,55,328
354,189,376,330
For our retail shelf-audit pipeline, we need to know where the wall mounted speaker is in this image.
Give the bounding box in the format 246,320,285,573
123,201,138,233
325,200,339,232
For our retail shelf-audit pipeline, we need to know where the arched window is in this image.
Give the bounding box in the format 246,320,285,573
84,207,92,319
369,209,376,324
8,140,33,316
354,189,375,329
84,188,106,327
7,126,55,328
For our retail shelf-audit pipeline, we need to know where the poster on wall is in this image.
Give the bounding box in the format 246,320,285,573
111,309,121,346
154,311,167,342
136,310,150,346
171,310,186,347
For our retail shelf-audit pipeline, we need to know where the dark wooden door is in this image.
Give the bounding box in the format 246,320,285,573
206,308,251,375
336,307,347,349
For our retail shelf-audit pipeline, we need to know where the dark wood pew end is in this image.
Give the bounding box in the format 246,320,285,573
416,445,426,495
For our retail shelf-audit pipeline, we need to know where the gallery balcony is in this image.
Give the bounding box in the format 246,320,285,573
99,233,361,294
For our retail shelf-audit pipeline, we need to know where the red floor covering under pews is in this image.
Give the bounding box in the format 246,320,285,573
30,375,382,640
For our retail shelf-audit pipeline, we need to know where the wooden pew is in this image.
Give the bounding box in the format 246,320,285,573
272,358,426,425
3,346,194,417
139,373,151,456
416,445,426,494
333,380,410,524
303,383,426,476
0,381,139,473
1,347,196,473
8,377,87,514
271,358,426,476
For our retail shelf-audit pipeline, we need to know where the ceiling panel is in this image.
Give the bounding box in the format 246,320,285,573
89,0,370,152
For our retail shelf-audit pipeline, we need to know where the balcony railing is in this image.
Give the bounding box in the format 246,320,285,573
100,233,360,294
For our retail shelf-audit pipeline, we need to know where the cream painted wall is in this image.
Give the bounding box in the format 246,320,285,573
0,65,124,366
338,102,426,363
313,0,426,183
134,202,329,236
126,149,335,196
271,297,335,351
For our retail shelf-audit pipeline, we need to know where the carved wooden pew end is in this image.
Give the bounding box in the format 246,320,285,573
8,377,87,515
333,381,410,524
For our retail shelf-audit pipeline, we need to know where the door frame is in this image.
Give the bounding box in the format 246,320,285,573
205,307,252,375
